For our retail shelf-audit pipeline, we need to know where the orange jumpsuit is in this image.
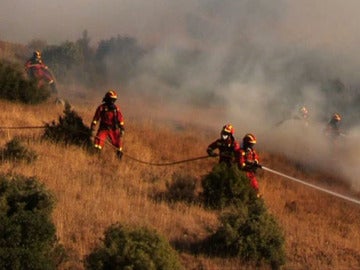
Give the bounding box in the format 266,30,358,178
239,146,260,191
25,58,54,84
91,102,124,152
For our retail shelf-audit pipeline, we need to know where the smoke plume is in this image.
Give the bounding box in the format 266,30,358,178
1,0,359,188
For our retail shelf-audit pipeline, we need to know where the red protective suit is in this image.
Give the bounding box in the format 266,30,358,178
25,57,56,92
239,146,260,192
91,102,124,154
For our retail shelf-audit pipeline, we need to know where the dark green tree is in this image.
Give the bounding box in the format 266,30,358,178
0,137,37,163
0,174,65,269
95,35,145,85
0,60,50,104
201,163,257,209
43,102,92,149
201,165,286,269
85,223,183,270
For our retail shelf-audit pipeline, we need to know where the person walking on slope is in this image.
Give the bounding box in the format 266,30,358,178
207,124,240,167
90,90,125,160
239,133,262,196
25,50,57,93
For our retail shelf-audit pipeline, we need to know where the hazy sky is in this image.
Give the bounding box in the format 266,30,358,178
1,0,360,51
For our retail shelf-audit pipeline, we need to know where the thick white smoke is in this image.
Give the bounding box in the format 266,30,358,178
1,0,359,188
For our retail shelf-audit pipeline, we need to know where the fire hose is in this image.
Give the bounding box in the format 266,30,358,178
261,165,360,206
3,125,360,206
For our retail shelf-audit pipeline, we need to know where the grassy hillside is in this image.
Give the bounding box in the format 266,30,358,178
0,93,359,270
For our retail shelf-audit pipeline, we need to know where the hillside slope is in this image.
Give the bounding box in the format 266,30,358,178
0,96,359,270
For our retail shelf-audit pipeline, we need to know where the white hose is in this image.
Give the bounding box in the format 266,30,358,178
262,166,360,206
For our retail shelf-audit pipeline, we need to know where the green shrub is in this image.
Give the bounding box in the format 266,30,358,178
165,173,197,204
0,60,51,104
201,163,257,209
85,223,183,270
201,164,286,269
0,174,66,269
207,203,286,270
0,137,37,163
43,102,92,149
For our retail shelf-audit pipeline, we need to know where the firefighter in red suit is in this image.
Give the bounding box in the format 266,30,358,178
324,113,342,140
239,133,261,196
207,124,240,167
25,50,57,92
90,90,125,159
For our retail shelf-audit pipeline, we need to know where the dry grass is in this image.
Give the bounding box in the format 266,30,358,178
0,96,359,270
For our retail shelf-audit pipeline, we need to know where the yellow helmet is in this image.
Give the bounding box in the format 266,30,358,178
33,50,41,59
105,90,117,100
332,113,341,122
243,133,257,145
299,106,308,116
221,124,235,135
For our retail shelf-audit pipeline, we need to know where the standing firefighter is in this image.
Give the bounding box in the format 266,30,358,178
239,133,262,196
324,113,342,140
25,50,57,93
90,90,125,160
297,106,309,127
207,124,240,167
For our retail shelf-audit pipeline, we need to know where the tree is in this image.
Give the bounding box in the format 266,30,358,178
85,223,183,270
0,174,65,269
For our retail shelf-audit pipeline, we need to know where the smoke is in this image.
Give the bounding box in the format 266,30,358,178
1,0,359,187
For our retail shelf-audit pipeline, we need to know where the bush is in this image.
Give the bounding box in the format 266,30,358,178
0,60,51,104
201,163,257,209
85,223,183,270
165,173,197,204
43,102,93,149
201,164,286,269
207,203,286,270
0,174,66,269
0,137,37,163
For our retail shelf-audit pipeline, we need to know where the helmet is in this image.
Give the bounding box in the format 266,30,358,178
33,50,41,59
221,124,234,135
243,133,257,145
220,124,234,140
332,113,341,122
104,90,117,100
299,106,308,117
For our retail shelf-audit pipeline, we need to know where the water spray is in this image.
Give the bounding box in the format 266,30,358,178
262,166,360,206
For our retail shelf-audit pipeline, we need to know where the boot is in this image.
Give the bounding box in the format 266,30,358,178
116,150,123,160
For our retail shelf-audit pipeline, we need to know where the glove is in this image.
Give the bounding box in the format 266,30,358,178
207,149,217,157
253,160,262,169
245,161,259,172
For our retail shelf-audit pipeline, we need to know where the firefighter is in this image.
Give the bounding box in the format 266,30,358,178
324,113,342,140
90,90,125,160
275,105,309,127
239,133,261,196
25,50,57,93
297,106,309,127
207,124,240,167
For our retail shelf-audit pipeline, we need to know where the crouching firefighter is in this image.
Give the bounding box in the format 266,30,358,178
207,124,240,167
90,90,125,160
239,133,262,197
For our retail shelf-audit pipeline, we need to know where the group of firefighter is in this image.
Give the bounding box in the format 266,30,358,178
296,105,343,140
88,89,262,196
24,51,344,198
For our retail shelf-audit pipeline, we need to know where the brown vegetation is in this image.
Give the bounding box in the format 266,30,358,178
0,95,359,270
